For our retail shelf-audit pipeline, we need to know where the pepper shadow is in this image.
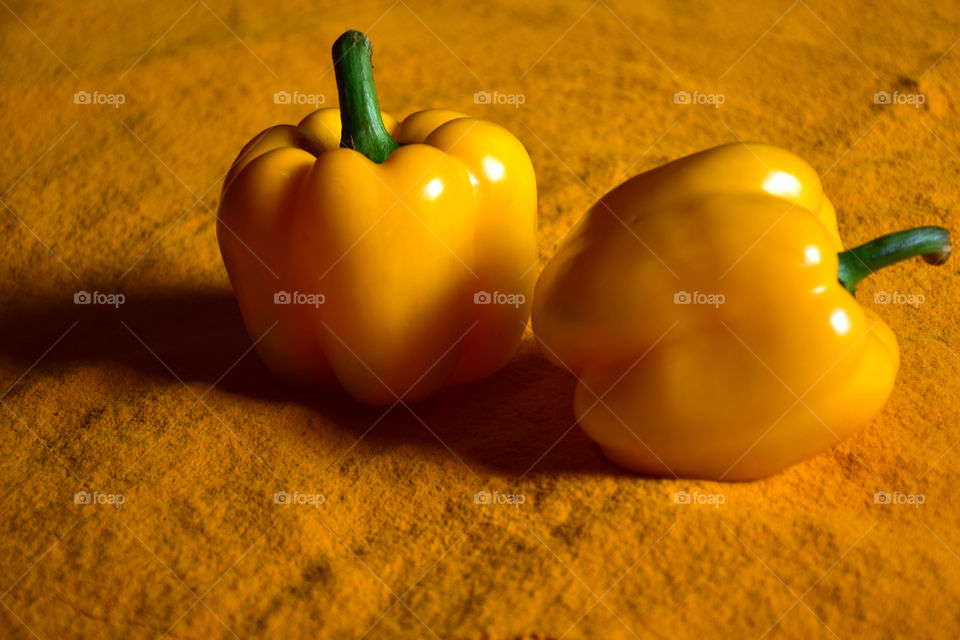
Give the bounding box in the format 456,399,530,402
0,286,619,477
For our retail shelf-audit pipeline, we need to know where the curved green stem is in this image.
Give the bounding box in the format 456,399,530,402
332,30,398,163
838,226,951,294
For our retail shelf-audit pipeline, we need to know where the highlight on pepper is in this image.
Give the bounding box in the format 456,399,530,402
216,30,538,405
532,141,951,481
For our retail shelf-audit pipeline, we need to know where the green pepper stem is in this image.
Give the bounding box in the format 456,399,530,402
837,226,951,294
331,30,398,163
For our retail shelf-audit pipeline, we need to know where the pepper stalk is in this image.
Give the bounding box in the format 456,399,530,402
837,226,951,294
332,29,399,163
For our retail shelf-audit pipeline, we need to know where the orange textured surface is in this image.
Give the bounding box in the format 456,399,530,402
2,0,959,638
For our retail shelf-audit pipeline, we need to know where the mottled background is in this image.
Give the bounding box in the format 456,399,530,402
1,0,959,637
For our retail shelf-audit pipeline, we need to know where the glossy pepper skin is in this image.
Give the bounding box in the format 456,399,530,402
533,142,950,481
217,31,536,405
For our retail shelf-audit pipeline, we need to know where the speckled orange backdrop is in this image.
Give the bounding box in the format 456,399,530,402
2,0,959,638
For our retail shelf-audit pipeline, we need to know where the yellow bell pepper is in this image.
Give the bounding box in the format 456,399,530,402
533,142,950,481
217,30,536,405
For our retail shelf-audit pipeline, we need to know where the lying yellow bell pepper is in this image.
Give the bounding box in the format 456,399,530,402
533,142,950,481
217,30,536,405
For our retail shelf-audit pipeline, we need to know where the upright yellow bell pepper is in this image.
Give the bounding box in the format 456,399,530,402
533,142,950,481
218,30,537,405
